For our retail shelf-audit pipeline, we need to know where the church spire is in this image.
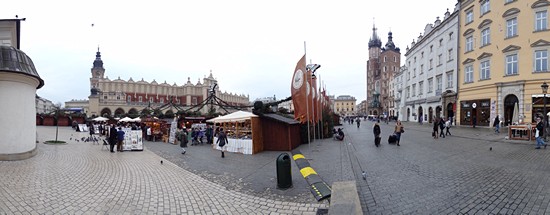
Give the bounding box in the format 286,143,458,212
368,21,382,48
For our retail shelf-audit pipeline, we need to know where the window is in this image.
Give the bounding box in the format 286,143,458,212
420,65,424,74
466,10,474,24
480,61,490,80
414,57,417,63
439,39,443,47
448,49,453,61
506,54,518,75
428,78,433,93
505,0,513,3
438,54,442,65
535,11,548,32
465,65,474,83
449,32,454,41
413,68,416,77
446,72,453,88
384,56,387,62
466,36,473,52
127,96,131,102
116,95,120,100
407,71,410,80
103,96,108,100
421,52,424,58
430,45,433,52
406,87,410,98
535,50,548,72
394,56,397,62
429,59,433,69
412,84,416,96
481,28,490,46
480,0,490,15
419,81,424,95
506,18,517,38
436,75,442,91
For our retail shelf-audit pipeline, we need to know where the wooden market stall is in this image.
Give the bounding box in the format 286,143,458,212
142,117,167,141
207,111,262,154
260,114,301,151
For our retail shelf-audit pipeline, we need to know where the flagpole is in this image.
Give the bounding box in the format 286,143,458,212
309,59,316,141
304,41,311,149
319,74,323,139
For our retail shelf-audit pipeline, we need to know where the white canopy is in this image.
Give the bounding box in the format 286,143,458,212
132,117,142,122
92,116,109,121
207,111,258,123
119,117,134,122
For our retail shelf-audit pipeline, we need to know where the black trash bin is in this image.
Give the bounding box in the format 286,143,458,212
276,153,292,189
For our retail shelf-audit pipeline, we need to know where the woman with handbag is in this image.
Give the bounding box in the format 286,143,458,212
394,120,404,146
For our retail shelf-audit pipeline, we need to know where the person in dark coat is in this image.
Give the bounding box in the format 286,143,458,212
439,118,446,138
535,117,547,149
109,124,117,153
216,128,228,158
117,127,125,152
373,120,381,147
179,129,188,154
493,115,500,133
433,118,439,139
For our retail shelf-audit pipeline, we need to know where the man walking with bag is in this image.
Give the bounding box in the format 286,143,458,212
217,128,228,158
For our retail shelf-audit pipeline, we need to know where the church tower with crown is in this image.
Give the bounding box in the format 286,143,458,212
366,22,401,118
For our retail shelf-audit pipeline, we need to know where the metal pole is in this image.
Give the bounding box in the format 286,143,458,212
304,42,310,149
544,92,547,141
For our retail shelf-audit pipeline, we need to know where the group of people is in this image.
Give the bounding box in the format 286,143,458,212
175,126,229,157
373,120,404,146
432,118,452,139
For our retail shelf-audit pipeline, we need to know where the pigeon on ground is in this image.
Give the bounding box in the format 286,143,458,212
160,160,163,164
362,171,367,180
490,147,492,151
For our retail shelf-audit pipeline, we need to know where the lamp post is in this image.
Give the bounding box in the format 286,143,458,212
542,82,548,141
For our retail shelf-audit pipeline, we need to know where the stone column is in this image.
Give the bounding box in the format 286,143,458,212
0,46,44,160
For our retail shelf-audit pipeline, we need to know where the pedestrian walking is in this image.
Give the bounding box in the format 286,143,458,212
535,117,547,149
356,118,361,128
109,124,117,153
472,115,477,128
216,128,228,158
439,118,446,138
116,127,125,152
206,125,213,144
179,129,188,154
394,120,404,146
373,120,381,147
493,115,500,133
433,118,439,139
445,118,452,136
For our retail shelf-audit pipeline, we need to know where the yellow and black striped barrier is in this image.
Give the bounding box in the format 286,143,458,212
292,149,332,201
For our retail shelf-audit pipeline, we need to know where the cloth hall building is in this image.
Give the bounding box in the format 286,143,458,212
65,50,250,117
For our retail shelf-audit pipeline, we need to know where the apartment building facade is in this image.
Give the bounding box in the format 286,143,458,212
457,0,550,126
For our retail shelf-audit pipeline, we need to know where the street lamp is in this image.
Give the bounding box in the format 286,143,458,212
542,82,548,141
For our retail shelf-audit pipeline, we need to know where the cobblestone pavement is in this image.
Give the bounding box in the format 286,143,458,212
311,121,550,214
0,126,325,214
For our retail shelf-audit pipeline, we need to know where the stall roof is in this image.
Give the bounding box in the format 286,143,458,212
207,111,257,123
263,114,300,125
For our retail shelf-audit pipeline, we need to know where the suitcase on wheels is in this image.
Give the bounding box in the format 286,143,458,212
388,134,397,144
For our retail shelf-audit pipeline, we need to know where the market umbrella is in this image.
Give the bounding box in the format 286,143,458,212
92,116,109,121
119,117,133,122
132,117,142,122
512,102,519,125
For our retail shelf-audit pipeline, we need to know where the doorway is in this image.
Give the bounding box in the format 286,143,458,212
504,94,518,126
428,107,433,123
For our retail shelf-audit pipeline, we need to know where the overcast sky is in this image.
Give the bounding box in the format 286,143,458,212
3,0,457,105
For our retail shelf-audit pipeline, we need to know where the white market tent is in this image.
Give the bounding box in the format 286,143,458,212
119,117,134,122
132,117,142,122
92,116,109,121
207,111,258,123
